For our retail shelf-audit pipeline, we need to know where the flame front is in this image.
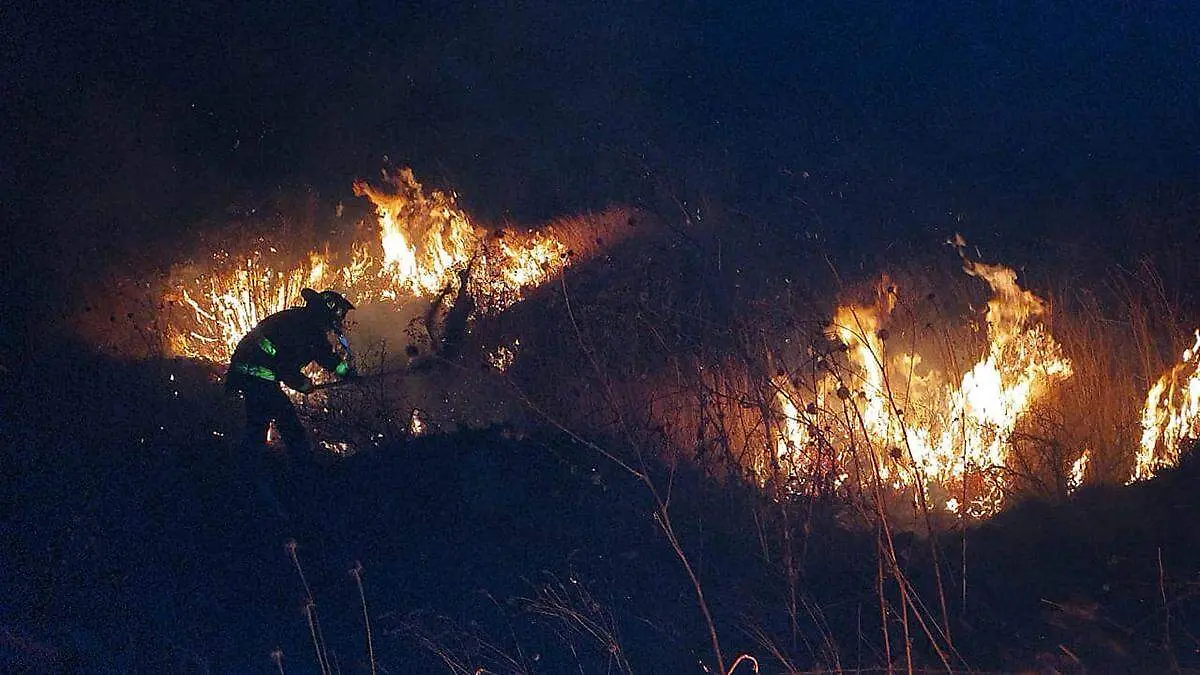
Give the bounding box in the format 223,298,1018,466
771,254,1075,517
165,168,572,364
1133,330,1200,481
158,169,1200,514
353,168,480,298
168,251,339,360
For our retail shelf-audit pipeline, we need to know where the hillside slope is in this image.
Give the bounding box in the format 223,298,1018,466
2,344,1199,673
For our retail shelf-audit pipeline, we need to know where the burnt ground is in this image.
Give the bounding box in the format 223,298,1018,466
2,337,1200,674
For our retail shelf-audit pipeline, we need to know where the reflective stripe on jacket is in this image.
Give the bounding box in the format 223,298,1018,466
227,306,349,390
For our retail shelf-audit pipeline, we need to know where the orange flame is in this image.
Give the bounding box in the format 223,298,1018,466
164,168,571,363
771,247,1075,517
352,168,480,298
1132,329,1200,481
167,251,339,360
163,169,1200,517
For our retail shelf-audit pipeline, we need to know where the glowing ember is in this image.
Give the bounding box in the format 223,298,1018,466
319,440,355,456
1132,329,1200,481
409,409,426,437
487,340,519,373
771,246,1074,517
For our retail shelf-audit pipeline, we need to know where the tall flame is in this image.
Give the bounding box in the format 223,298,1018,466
771,251,1075,517
352,168,481,298
1132,329,1200,481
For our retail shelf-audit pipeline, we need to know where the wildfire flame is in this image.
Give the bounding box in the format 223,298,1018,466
156,165,1200,513
165,168,572,363
771,247,1076,517
1069,450,1089,493
168,251,348,360
1133,329,1200,481
352,168,479,299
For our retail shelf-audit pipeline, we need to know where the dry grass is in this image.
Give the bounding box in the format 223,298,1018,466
481,203,1199,671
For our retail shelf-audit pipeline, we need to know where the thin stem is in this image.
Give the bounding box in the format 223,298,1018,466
351,561,377,675
287,540,330,675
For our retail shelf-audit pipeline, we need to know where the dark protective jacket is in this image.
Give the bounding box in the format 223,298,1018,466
226,307,350,391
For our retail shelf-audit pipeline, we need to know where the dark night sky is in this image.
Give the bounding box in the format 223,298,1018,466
4,0,1199,343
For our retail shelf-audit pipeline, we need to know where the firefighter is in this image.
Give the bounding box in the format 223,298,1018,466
225,288,356,464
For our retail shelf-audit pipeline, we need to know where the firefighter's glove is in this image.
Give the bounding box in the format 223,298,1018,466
335,361,356,379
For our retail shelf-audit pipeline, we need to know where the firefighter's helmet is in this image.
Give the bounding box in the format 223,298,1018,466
301,288,355,327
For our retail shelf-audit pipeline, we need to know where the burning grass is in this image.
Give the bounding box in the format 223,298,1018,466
108,167,1200,525
1136,329,1200,480
44,165,1200,672
162,167,637,366
497,224,1200,526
